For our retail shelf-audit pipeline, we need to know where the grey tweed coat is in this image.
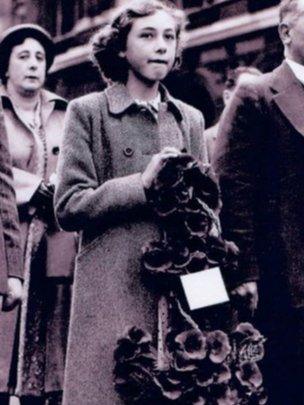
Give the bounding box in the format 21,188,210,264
55,83,207,405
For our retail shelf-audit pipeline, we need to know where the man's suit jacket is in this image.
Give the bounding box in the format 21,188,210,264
0,102,22,296
213,61,304,308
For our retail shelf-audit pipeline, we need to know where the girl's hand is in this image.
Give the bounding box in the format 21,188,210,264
2,277,23,311
141,147,182,189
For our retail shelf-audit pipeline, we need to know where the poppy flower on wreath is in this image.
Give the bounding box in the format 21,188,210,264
152,159,184,191
187,236,207,254
185,196,206,214
152,154,193,192
173,181,192,205
205,236,228,265
171,242,192,269
113,326,154,364
154,191,179,217
234,323,264,342
172,329,207,372
184,210,212,238
186,251,208,273
154,369,184,401
180,387,208,405
113,327,158,403
249,387,268,405
142,240,173,273
235,362,263,390
215,386,241,405
183,161,220,210
196,362,231,388
206,330,232,364
114,362,157,404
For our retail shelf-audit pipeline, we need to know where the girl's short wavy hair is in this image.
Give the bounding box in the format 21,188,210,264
91,0,186,84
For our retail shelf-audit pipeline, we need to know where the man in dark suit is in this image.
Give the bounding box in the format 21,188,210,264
213,1,304,403
205,66,262,161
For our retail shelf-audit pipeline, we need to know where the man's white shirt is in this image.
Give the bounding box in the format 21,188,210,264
286,58,304,85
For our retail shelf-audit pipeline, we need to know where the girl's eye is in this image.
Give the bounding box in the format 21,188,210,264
141,32,153,39
18,54,28,60
165,33,176,40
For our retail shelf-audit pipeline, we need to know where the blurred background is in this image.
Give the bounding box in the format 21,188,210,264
0,0,284,127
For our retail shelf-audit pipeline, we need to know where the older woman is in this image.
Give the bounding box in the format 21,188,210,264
0,24,76,405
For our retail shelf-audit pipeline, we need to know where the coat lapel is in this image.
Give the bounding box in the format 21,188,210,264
271,61,304,136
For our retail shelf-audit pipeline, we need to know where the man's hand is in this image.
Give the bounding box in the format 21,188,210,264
231,281,258,314
2,277,23,311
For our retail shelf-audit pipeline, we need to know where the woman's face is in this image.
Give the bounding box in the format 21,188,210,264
6,37,46,94
123,9,178,85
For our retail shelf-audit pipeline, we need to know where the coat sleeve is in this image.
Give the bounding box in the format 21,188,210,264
55,99,147,232
184,104,207,165
212,80,264,285
0,107,23,284
196,112,208,165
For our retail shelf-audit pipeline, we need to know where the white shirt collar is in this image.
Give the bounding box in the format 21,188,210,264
134,93,161,120
286,58,304,85
134,92,161,111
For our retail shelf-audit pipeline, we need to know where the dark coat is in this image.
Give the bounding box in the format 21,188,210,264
55,83,207,405
213,61,304,308
205,122,219,162
0,100,23,395
0,101,22,293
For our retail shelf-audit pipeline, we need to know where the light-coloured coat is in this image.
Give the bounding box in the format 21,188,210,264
0,88,76,395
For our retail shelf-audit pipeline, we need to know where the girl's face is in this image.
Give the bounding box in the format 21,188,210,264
123,9,178,84
6,37,46,94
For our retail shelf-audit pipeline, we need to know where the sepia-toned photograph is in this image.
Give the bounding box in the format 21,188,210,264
0,1,302,404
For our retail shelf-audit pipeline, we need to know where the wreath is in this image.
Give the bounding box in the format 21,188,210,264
114,155,266,404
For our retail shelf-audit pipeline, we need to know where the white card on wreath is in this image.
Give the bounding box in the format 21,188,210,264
180,267,230,310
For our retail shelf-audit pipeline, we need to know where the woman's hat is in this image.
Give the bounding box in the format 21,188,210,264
0,23,55,82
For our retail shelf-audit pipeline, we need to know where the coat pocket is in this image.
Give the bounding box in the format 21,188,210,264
46,231,78,279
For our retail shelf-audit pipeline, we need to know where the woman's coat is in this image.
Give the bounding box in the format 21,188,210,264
55,83,207,405
0,88,76,395
0,99,23,395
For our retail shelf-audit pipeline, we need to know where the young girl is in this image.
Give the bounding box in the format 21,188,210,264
55,1,207,404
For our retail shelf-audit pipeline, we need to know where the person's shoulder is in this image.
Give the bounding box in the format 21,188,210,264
204,123,218,140
68,91,106,113
173,97,205,126
235,71,272,99
41,89,67,110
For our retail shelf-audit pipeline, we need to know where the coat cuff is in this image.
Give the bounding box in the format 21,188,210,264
7,247,23,280
99,172,147,211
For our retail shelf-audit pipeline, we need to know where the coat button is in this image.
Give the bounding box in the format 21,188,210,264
123,147,134,157
52,146,60,155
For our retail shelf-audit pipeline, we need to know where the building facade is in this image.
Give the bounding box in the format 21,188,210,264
0,0,282,125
